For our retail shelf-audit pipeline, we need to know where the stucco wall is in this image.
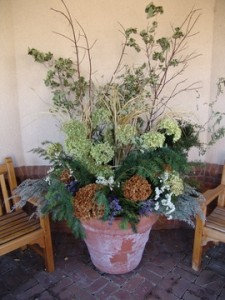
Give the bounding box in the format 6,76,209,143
0,0,24,165
206,0,225,164
1,0,225,167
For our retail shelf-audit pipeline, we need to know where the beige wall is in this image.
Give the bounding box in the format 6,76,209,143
1,0,224,166
0,0,24,165
206,0,225,164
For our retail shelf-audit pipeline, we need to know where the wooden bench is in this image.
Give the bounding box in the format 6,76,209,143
192,164,225,271
0,157,54,272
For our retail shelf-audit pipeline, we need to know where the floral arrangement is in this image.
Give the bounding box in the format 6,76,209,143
28,114,202,237
16,1,209,238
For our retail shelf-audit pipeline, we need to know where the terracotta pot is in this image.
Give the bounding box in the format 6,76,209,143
81,214,158,274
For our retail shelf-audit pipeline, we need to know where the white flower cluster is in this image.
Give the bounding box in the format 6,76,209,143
45,167,55,184
96,176,115,190
154,171,183,219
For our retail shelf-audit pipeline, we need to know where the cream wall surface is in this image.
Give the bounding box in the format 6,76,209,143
1,0,224,166
0,0,24,165
206,0,225,164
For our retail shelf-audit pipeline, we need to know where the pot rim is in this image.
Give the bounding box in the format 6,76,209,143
81,213,159,234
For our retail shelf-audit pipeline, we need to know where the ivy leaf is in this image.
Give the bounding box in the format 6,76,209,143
173,27,184,39
152,51,165,63
28,48,53,62
145,3,164,19
125,27,137,38
169,59,179,67
140,30,154,44
157,37,170,52
126,38,141,52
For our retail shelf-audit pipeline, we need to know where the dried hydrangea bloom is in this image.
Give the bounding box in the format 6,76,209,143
123,175,152,201
116,124,137,145
90,142,114,165
74,183,105,220
59,169,71,183
164,164,172,172
91,107,111,128
140,131,165,150
65,138,91,161
166,172,184,196
46,142,63,158
63,120,91,161
157,117,182,142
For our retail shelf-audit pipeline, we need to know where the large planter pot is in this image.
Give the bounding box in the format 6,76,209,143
81,214,158,274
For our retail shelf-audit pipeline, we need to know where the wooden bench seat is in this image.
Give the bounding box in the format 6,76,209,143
206,206,225,233
192,164,225,271
0,157,54,272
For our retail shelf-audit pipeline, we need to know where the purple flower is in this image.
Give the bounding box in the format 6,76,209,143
110,196,122,213
65,179,79,195
139,199,154,216
108,196,123,221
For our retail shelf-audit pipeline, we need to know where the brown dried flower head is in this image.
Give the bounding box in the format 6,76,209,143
164,164,172,172
74,183,105,220
59,169,71,183
123,175,152,202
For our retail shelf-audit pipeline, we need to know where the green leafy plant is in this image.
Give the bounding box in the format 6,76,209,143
203,77,225,149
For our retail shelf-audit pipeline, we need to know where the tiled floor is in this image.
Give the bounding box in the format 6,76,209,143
0,229,225,300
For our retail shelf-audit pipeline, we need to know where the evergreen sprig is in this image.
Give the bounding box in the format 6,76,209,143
115,147,189,186
42,179,85,238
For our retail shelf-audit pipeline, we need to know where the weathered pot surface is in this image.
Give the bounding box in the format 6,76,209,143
81,214,158,274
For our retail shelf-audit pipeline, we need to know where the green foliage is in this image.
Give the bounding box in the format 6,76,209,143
115,146,189,186
145,2,163,18
188,77,225,155
42,179,85,238
32,141,95,186
28,49,89,119
28,48,53,62
117,64,149,101
206,77,225,148
118,6,202,130
95,189,110,220
115,199,140,232
173,27,184,39
166,122,201,153
157,37,170,52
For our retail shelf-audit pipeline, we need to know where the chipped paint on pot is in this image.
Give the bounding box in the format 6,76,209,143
82,214,158,274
